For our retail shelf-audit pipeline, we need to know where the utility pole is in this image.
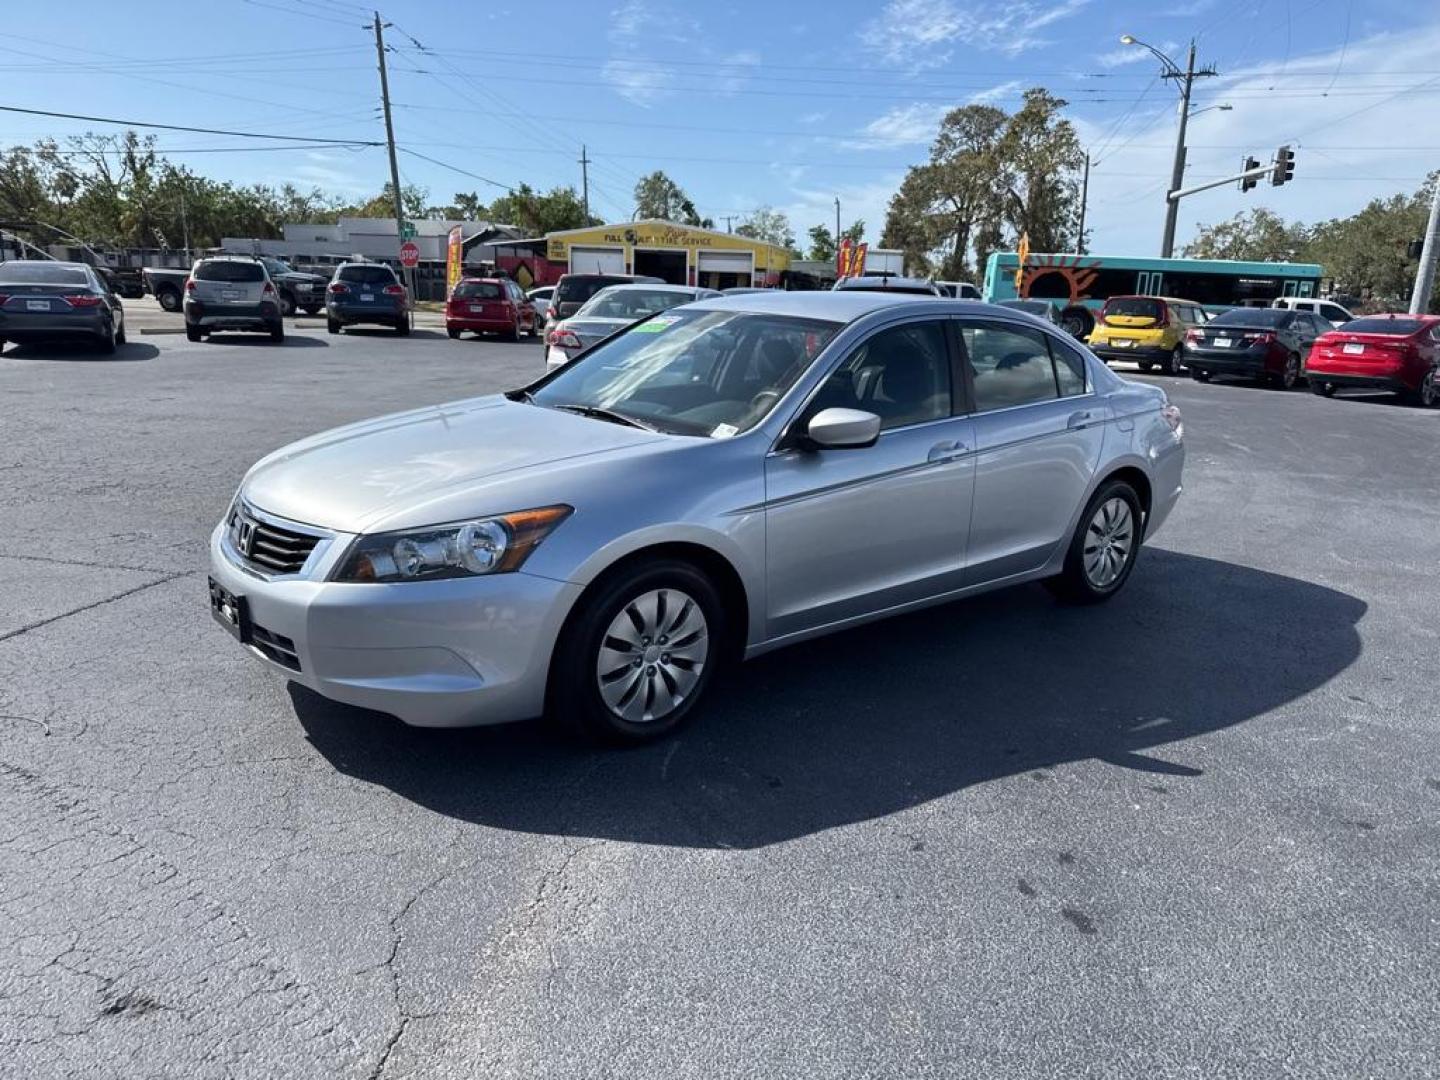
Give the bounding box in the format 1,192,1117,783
1411,178,1440,315
834,197,841,242
578,144,591,221
372,11,413,300
1077,152,1090,255
722,215,734,234
1160,41,1216,258
179,186,190,263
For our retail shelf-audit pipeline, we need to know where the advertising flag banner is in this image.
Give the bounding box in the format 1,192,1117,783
853,242,868,276
1014,232,1030,292
837,237,854,278
446,225,464,295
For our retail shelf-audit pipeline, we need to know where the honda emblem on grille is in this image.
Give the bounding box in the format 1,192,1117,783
236,517,255,557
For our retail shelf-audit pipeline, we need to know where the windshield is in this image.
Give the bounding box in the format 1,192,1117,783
195,261,264,283
532,310,840,437
455,281,504,299
576,288,692,320
0,262,88,285
1340,317,1426,335
1211,308,1290,328
1103,297,1164,320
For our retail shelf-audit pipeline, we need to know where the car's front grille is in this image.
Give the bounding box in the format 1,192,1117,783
250,623,301,671
228,504,325,575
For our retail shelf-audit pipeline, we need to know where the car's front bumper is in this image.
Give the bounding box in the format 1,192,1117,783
208,521,581,727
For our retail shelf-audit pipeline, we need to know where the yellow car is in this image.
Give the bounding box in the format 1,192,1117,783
1088,295,1209,375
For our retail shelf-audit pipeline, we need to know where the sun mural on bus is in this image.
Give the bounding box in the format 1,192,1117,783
1017,255,1101,303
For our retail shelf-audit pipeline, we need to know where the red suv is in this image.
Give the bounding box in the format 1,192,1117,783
446,277,538,341
1307,314,1440,405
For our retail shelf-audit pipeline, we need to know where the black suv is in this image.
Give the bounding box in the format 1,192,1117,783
550,273,663,321
326,262,411,335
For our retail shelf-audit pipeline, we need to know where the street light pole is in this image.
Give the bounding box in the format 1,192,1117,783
1122,35,1217,258
372,11,414,301
1410,176,1440,316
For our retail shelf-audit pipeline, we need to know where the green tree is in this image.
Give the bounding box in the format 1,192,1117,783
1304,175,1437,307
735,206,796,251
633,170,701,224
1182,208,1310,262
807,224,835,262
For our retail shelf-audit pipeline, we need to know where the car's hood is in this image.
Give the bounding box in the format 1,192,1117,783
241,395,665,534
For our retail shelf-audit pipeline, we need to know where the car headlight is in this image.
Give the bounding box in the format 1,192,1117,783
333,505,572,583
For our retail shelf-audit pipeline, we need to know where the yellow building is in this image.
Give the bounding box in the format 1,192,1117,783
545,219,792,290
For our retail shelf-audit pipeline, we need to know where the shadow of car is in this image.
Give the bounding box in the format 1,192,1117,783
290,549,1364,849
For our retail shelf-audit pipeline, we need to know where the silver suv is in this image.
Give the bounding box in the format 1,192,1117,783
184,256,285,343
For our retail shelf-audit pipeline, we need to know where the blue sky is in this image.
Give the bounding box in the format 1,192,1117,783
1,0,1436,259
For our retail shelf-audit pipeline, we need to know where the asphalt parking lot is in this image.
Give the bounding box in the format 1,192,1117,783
2,311,1438,1079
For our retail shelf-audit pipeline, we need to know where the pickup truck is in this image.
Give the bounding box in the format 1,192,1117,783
143,258,329,316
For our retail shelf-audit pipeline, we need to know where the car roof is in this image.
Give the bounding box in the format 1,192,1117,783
686,290,990,322
0,260,91,269
1104,294,1194,303
592,283,705,294
833,275,936,291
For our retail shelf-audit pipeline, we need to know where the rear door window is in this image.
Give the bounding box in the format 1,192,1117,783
962,322,1062,411
194,261,265,283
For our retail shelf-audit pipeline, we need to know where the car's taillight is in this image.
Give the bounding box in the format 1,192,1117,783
383,284,406,296
328,282,349,294
548,328,581,349
1156,301,1171,327
1242,332,1276,344
0,293,11,306
262,282,276,296
63,294,104,307
185,279,196,292
1185,329,1202,343
1094,311,1107,326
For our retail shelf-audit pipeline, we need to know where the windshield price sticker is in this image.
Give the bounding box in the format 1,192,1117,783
711,423,739,439
634,315,681,333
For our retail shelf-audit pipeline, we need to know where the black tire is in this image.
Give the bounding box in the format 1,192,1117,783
527,315,540,339
1308,380,1336,397
98,324,117,355
157,288,182,313
1274,352,1301,390
115,321,127,346
1044,478,1143,606
1421,368,1440,408
395,317,411,336
1161,346,1182,376
1136,360,1154,373
269,322,285,343
185,324,203,343
278,291,296,318
1061,308,1093,339
1191,368,1211,382
447,327,461,339
504,318,521,342
548,559,726,745
327,318,341,335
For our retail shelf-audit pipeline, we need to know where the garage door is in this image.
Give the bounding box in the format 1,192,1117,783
697,250,754,279
568,246,624,275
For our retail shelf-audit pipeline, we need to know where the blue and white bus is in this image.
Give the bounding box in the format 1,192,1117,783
982,252,1324,337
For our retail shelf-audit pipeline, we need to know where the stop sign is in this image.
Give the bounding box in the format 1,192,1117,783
398,240,420,268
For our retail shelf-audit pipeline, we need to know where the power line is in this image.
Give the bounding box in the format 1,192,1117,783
240,0,363,27
397,148,517,193
0,105,382,145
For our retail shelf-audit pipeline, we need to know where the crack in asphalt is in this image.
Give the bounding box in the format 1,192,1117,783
0,550,168,576
0,570,198,644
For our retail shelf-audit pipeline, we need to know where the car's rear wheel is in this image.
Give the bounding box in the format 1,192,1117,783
98,322,117,355
157,288,181,313
527,315,540,339
1421,368,1439,408
549,559,724,745
395,316,411,336
115,321,126,347
1309,380,1336,397
185,324,203,343
1190,368,1211,382
1045,479,1142,605
269,322,285,343
447,326,461,339
1275,352,1301,389
505,316,521,342
327,318,340,335
1161,346,1182,375
1136,360,1154,373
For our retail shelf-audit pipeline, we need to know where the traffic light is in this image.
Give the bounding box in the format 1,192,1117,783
1240,156,1261,193
1271,145,1295,187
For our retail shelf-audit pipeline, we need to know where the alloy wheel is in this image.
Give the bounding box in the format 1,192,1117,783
1083,497,1134,589
595,588,708,724
1423,368,1439,408
1283,353,1300,389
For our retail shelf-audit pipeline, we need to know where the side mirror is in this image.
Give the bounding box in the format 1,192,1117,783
806,407,881,450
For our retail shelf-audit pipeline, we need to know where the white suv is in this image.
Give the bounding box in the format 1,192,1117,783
184,256,285,343
1272,296,1354,327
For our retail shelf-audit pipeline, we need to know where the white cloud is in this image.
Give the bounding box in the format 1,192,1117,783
1078,25,1440,256
797,111,828,125
859,0,1089,67
715,50,760,95
601,59,675,107
969,79,1023,104
602,0,698,105
774,176,907,248
841,102,948,150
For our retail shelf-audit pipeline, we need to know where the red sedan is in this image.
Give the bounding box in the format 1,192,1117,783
445,277,539,341
1307,314,1440,406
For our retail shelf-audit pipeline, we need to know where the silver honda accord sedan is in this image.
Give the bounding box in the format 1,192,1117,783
209,292,1184,743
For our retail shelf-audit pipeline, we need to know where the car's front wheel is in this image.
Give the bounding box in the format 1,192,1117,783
1045,479,1142,605
550,559,724,744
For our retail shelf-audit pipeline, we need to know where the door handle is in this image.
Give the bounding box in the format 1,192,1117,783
928,439,966,462
1067,410,1094,430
